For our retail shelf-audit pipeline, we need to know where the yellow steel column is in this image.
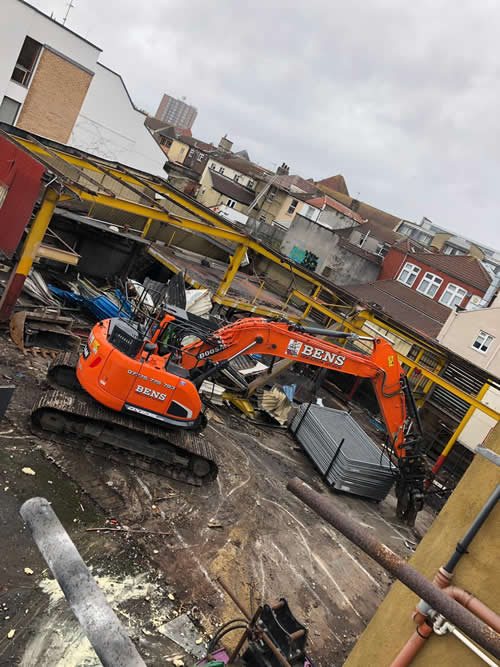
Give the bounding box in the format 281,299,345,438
303,285,321,318
0,187,59,320
141,217,153,238
216,244,247,298
430,382,490,478
407,348,424,378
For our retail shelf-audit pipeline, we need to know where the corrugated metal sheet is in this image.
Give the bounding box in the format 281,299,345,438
429,362,483,420
291,404,396,501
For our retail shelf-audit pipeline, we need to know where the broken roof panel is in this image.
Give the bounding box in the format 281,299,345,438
306,195,365,224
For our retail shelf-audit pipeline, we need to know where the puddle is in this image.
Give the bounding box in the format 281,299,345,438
0,447,102,527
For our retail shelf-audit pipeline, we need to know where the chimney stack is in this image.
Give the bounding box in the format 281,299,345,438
276,162,289,175
218,134,233,152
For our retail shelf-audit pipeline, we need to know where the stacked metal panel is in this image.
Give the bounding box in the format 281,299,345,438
291,404,396,501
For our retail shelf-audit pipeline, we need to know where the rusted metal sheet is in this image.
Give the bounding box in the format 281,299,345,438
0,135,45,257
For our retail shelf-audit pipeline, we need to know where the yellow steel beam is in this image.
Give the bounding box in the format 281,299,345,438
13,136,237,232
0,187,59,320
13,134,497,425
67,185,332,290
216,244,248,298
12,135,345,297
141,218,153,238
430,382,491,477
18,188,59,275
292,290,500,420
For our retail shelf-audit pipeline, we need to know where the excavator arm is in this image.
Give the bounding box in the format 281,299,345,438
176,317,425,523
180,318,408,450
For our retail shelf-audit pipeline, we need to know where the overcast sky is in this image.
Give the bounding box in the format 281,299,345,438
32,0,500,247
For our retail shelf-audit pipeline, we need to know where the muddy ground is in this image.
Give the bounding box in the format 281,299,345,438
0,331,435,666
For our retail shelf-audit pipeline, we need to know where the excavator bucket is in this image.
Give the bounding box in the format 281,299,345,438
10,310,80,356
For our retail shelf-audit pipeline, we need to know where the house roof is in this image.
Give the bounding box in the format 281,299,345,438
306,195,364,224
209,171,255,205
213,154,271,179
316,174,349,196
20,0,102,51
408,252,492,292
179,135,215,152
271,173,318,195
345,280,450,339
315,184,406,232
393,237,431,253
234,149,251,160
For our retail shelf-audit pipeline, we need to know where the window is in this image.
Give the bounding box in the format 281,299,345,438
258,215,267,224
267,187,276,201
302,204,319,221
0,96,21,124
248,180,255,189
287,198,299,214
11,36,42,87
439,283,467,308
472,331,494,354
397,262,421,287
233,174,240,183
416,272,443,298
322,266,332,277
210,162,216,169
218,167,225,175
227,199,236,208
197,152,205,161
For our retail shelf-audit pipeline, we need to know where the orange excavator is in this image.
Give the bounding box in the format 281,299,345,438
32,305,426,522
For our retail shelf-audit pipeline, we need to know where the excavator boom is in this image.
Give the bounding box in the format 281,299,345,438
34,309,426,523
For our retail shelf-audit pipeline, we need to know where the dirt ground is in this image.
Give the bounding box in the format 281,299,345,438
0,330,435,666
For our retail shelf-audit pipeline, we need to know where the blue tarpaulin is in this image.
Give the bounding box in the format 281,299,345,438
48,286,132,321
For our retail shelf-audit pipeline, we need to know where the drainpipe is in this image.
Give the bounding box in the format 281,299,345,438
390,622,433,667
414,483,500,625
474,275,500,309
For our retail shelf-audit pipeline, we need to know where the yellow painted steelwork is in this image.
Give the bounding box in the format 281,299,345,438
141,218,153,238
292,290,500,421
18,188,59,276
216,244,248,298
7,131,499,440
438,382,490,458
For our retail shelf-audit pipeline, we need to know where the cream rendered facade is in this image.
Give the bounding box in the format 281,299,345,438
199,159,255,190
197,160,253,212
437,304,500,450
165,138,189,164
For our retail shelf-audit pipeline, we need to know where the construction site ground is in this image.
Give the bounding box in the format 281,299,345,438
0,331,435,667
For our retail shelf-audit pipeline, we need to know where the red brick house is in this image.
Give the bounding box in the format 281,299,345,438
379,246,492,309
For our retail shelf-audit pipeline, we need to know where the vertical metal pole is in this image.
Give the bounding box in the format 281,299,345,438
141,217,153,238
0,187,58,320
20,497,146,667
216,244,247,298
430,382,490,479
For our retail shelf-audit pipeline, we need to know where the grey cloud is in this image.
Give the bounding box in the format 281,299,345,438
34,0,500,246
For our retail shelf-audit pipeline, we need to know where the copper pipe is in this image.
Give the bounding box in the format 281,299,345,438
390,622,433,667
414,584,500,633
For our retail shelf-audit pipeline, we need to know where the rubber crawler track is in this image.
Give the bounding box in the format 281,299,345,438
33,354,219,486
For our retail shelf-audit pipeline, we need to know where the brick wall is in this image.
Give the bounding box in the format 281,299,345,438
380,247,486,306
16,48,92,143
